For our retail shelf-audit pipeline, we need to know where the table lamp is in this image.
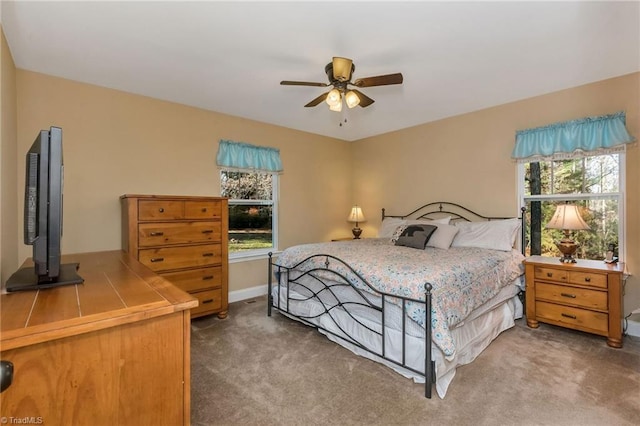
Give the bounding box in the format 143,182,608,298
347,206,366,239
545,202,590,263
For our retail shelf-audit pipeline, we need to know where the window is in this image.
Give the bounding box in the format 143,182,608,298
221,170,278,259
518,153,625,261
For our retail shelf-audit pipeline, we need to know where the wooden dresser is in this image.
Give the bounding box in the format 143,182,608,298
0,251,197,425
524,255,625,348
121,194,229,319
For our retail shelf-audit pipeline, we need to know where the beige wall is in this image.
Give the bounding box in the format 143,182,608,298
1,25,19,285
352,72,640,315
13,70,353,292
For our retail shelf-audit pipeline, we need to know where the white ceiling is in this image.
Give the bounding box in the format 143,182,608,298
2,1,639,141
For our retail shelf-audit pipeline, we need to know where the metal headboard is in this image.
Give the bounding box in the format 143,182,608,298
382,201,526,254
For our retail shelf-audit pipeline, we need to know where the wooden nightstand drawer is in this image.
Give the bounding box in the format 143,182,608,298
568,271,607,289
138,221,221,246
161,267,222,293
535,301,608,335
139,244,222,272
534,266,568,283
191,288,223,316
535,282,607,311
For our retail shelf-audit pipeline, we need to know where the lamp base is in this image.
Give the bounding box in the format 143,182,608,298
351,227,362,239
555,238,578,263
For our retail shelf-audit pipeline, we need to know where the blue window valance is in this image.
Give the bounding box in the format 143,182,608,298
216,139,283,173
512,111,636,163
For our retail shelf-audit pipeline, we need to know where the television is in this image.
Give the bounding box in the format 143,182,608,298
6,127,83,292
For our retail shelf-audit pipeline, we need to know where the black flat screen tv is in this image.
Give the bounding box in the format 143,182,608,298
6,127,83,292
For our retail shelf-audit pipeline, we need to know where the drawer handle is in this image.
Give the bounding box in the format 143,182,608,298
202,298,214,304
560,292,576,299
202,275,214,281
546,272,553,278
150,231,164,236
202,253,214,257
201,208,207,213
158,208,164,213
584,277,591,282
150,257,164,263
561,313,577,319
202,230,214,234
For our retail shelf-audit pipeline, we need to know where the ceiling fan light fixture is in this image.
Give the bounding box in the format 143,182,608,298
325,89,341,107
345,90,360,108
329,100,342,112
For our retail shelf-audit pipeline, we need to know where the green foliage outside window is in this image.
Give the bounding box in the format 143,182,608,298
524,154,620,260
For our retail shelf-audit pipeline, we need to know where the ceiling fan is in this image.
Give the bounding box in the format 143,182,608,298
280,57,403,111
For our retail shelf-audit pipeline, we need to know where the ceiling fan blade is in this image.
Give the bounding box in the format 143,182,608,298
281,80,328,87
353,73,403,87
332,57,354,82
304,92,329,107
351,89,375,108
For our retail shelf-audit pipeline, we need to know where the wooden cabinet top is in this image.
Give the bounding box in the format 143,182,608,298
524,255,625,275
120,194,228,201
1,250,198,351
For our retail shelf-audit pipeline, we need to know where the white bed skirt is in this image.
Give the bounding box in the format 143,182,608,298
271,280,522,399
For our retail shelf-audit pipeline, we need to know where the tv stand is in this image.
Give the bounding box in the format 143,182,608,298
5,262,83,292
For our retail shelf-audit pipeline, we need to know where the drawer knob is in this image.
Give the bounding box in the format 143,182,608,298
202,230,214,234
202,276,214,281
158,208,164,213
584,277,591,282
202,298,214,304
561,313,577,319
150,231,164,237
560,292,577,299
150,257,164,263
202,253,214,257
546,272,553,278
201,208,207,212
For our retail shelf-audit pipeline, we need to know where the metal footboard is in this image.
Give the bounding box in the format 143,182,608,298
267,252,436,398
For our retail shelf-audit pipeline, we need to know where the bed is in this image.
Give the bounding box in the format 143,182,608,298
267,202,526,398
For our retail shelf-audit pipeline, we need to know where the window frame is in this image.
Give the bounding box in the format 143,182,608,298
223,171,279,262
517,153,626,261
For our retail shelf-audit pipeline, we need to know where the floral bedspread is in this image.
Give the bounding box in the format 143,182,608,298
275,238,525,358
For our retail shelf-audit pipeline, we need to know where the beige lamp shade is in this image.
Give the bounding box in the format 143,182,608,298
545,204,590,231
347,206,365,223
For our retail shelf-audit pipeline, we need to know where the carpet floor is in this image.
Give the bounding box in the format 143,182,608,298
190,296,640,426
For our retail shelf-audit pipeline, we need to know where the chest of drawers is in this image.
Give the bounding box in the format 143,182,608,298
523,256,625,348
121,194,229,319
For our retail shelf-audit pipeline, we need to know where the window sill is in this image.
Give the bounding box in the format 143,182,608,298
229,249,282,264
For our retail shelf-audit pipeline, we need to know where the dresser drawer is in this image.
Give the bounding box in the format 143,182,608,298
534,266,568,283
139,200,184,220
568,271,607,289
191,288,223,316
184,200,222,219
138,221,221,246
161,267,222,293
535,282,607,311
139,244,222,272
535,301,608,335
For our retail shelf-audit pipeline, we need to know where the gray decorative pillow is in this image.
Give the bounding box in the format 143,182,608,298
394,224,437,249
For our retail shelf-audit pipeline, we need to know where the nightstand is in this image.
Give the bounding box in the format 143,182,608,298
523,256,625,348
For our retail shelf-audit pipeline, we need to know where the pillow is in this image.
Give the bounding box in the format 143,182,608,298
426,223,459,249
378,217,407,238
394,224,437,249
451,218,521,251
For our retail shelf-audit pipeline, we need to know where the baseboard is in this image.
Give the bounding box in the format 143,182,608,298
229,284,268,304
626,313,640,338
